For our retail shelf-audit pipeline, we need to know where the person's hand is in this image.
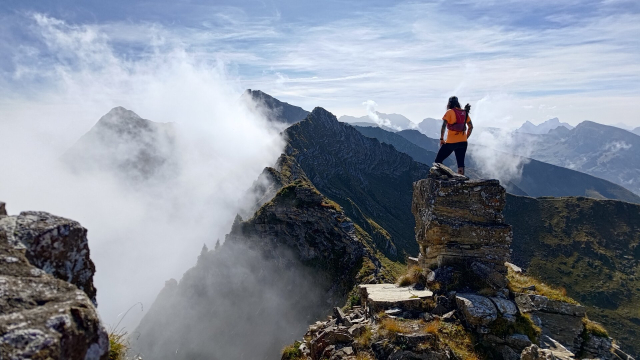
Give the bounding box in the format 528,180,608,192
440,139,445,147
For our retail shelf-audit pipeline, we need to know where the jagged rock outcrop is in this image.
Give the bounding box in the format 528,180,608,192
0,203,107,359
412,163,511,283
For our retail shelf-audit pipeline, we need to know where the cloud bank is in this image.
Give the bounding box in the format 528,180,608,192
0,14,284,330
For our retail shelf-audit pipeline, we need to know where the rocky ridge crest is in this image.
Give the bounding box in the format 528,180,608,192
283,165,633,360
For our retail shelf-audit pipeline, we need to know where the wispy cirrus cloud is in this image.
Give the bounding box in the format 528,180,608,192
1,1,639,126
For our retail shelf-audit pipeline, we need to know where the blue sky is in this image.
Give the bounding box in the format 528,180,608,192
1,0,640,128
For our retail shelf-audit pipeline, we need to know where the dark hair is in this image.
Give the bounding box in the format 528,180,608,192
447,96,461,110
447,96,471,115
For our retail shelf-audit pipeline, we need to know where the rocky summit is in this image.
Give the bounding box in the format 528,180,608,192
283,164,634,360
0,202,107,359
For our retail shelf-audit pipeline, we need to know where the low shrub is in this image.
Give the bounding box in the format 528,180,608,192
282,341,303,360
108,328,129,360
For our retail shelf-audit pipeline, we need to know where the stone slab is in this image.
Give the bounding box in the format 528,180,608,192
359,284,433,313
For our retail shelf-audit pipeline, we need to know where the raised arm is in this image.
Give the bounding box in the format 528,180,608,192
440,120,447,146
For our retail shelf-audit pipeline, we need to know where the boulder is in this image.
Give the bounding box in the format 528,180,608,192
0,202,6,216
455,294,497,326
538,335,574,360
348,324,367,337
506,334,532,352
309,328,353,359
520,345,556,360
0,207,107,359
0,211,98,304
490,297,518,322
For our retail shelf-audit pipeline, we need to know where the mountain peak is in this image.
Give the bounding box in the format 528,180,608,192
95,106,144,129
103,106,140,119
243,89,309,124
516,117,573,134
310,106,336,121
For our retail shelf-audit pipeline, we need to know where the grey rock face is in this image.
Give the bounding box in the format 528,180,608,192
0,204,107,359
0,211,97,304
520,345,556,360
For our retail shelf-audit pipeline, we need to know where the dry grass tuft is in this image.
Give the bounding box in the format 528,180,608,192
397,265,427,287
423,319,440,334
583,317,609,338
108,328,129,360
436,321,482,360
379,317,410,335
281,341,304,360
506,267,578,304
356,352,375,360
354,326,373,347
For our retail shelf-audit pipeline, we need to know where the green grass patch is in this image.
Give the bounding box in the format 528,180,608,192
281,341,304,360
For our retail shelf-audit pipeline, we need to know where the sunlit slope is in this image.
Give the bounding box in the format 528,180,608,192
504,194,640,356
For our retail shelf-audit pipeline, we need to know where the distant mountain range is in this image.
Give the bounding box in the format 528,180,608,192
338,112,415,131
416,117,443,139
355,126,640,203
522,121,640,195
355,110,640,196
516,117,574,134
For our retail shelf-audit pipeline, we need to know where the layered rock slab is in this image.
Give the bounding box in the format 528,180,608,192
412,165,512,273
0,205,107,359
358,284,433,314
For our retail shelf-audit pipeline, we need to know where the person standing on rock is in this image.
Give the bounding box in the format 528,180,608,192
434,96,473,175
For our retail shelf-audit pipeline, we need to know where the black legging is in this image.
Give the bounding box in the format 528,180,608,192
435,141,468,168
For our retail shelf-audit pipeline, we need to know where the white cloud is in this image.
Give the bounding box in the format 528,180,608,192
0,14,284,331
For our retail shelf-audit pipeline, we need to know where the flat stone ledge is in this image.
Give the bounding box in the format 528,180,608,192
358,284,433,313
